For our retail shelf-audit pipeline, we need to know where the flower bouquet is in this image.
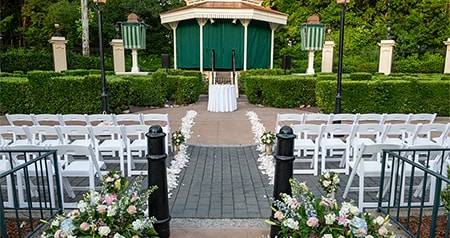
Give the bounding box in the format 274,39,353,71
267,178,395,238
171,131,185,154
261,131,276,155
318,171,340,198
41,171,158,238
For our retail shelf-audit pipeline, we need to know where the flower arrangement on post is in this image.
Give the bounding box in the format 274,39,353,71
319,171,340,198
41,171,158,238
267,178,395,237
261,131,276,154
171,130,185,154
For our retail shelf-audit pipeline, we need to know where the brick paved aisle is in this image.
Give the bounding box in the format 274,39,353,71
169,145,273,218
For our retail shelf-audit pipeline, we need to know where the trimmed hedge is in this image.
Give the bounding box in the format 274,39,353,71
244,75,316,108
350,72,373,81
170,75,203,105
0,77,31,114
123,74,165,107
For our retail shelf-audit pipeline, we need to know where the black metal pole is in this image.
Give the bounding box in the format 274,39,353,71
269,126,296,237
146,125,170,238
97,4,108,113
334,3,346,114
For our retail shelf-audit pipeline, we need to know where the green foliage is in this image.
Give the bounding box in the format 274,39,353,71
2,48,53,72
350,72,373,81
0,77,31,114
316,74,337,81
393,53,445,74
173,76,203,105
124,75,165,107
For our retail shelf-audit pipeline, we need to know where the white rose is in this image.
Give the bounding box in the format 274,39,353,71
374,216,385,226
323,234,333,238
350,206,360,215
51,219,59,227
323,180,331,187
98,226,111,237
325,213,336,225
324,172,330,179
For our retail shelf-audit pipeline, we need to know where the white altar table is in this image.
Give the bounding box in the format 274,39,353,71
207,84,237,112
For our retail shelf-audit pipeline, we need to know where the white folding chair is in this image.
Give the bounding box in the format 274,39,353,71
27,125,64,147
0,126,34,147
412,123,448,146
329,113,358,124
320,124,356,174
350,124,388,161
58,114,89,126
275,113,303,132
343,143,404,210
87,114,115,126
114,113,143,126
89,125,127,176
53,144,105,203
432,123,450,146
383,113,411,124
141,113,171,154
408,113,437,124
58,125,95,147
382,123,418,145
5,114,38,126
302,113,331,125
292,124,323,175
0,154,15,208
123,125,149,176
33,114,62,126
355,113,385,124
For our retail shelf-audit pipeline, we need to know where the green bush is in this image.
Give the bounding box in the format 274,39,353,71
173,76,203,105
350,72,373,81
124,74,165,107
316,74,337,81
0,77,31,114
2,47,53,72
393,52,444,74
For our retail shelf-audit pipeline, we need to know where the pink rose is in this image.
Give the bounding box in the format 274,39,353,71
80,222,90,231
274,211,284,221
97,204,107,213
54,230,62,238
103,194,117,205
132,236,139,238
378,226,388,236
306,217,319,227
127,205,137,215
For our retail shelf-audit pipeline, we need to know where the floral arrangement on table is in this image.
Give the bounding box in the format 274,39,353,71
41,171,158,238
318,171,340,197
260,131,276,145
267,176,395,238
171,130,185,146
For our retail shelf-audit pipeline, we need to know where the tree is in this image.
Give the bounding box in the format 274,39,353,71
81,0,89,56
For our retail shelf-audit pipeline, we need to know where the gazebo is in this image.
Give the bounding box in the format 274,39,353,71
160,0,288,74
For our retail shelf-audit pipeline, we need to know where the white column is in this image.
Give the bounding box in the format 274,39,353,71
306,51,315,74
168,22,179,69
269,23,279,69
321,41,335,73
240,19,251,71
197,19,207,73
378,39,396,75
131,49,139,73
110,39,125,73
444,38,450,74
48,36,68,72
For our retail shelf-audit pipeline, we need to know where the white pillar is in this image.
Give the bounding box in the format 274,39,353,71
240,19,251,71
48,36,68,72
378,39,396,75
131,49,139,73
306,51,315,74
321,41,335,73
197,19,207,73
269,23,279,69
110,39,125,73
169,22,178,69
444,38,450,74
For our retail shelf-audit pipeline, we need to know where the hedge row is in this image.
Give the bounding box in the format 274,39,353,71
0,69,202,114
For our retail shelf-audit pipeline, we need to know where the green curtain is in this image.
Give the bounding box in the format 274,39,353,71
203,20,244,69
247,21,271,69
176,20,200,69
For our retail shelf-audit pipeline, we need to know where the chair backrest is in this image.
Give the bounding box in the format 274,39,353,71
354,124,387,141
276,113,303,132
90,125,126,144
58,125,93,145
114,113,143,126
0,125,33,145
383,113,411,124
123,125,149,139
383,124,418,144
302,113,331,125
292,124,323,140
59,114,89,126
141,113,170,129
87,114,115,126
27,125,63,146
356,113,385,124
329,113,358,124
408,113,437,124
53,144,101,175
34,114,62,126
355,143,403,168
321,124,355,137
5,114,38,126
413,123,448,141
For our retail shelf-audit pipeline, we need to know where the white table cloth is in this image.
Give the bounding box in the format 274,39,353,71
207,84,237,112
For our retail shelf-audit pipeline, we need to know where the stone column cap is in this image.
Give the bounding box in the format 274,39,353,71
443,38,450,45
324,41,335,47
110,39,124,46
48,36,68,43
378,39,396,47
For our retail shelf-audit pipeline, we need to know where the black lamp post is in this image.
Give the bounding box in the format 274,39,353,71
115,22,121,39
386,22,391,40
54,21,61,37
334,0,349,114
326,24,332,41
94,0,108,113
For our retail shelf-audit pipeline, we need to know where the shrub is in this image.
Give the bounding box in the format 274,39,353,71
350,72,373,81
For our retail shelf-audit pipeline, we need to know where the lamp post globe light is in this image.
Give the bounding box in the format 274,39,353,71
334,0,349,114
94,0,108,113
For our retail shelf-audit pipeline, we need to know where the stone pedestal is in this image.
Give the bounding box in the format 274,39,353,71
110,39,125,73
378,40,396,75
131,49,140,73
321,41,335,73
306,51,315,75
444,38,450,74
48,37,68,72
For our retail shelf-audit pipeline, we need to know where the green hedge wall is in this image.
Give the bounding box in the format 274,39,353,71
123,74,165,107
170,75,203,105
316,79,450,115
0,77,31,114
244,75,316,108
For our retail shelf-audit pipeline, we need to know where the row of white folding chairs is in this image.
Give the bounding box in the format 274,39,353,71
5,113,170,128
276,112,438,132
291,122,450,176
0,124,172,177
